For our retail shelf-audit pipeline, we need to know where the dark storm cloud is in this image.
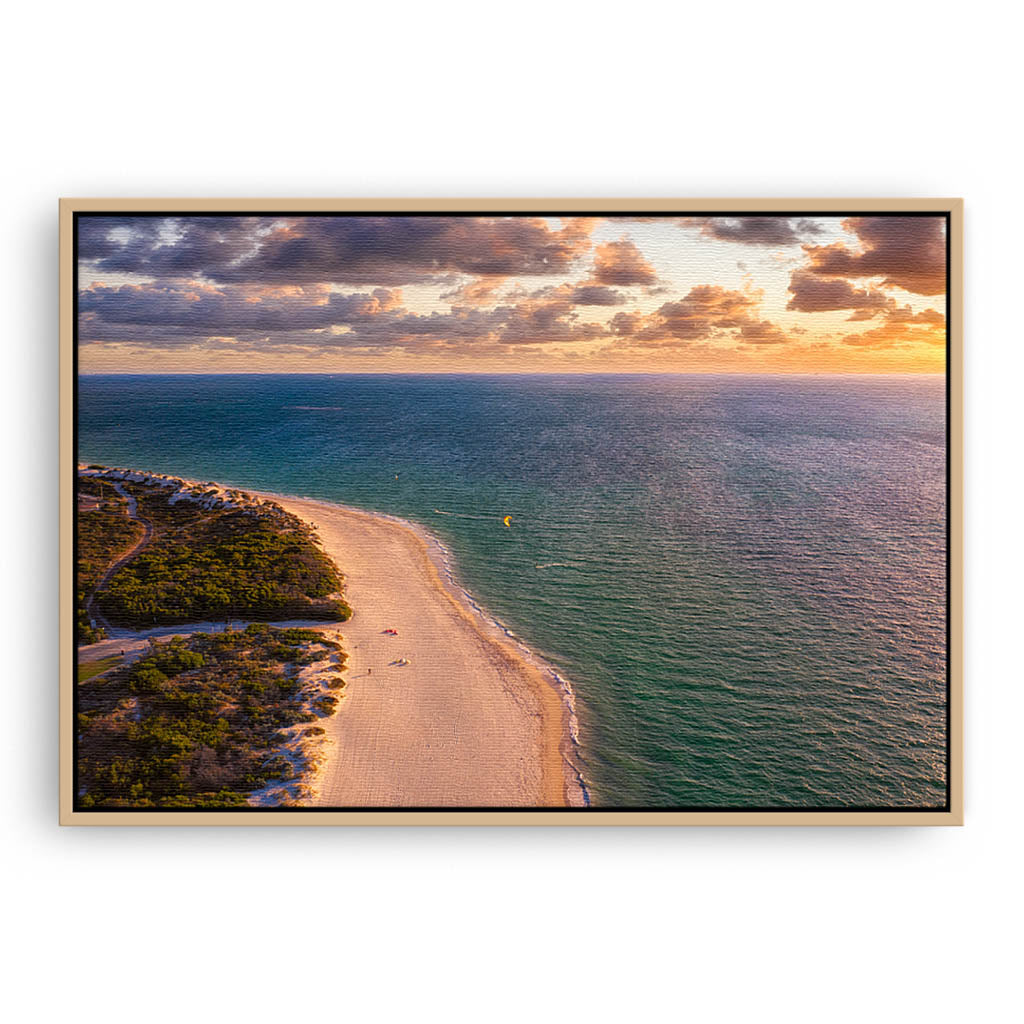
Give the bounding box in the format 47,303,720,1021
683,217,823,247
79,281,349,333
800,216,947,295
77,278,607,352
79,216,597,287
77,217,164,262
80,217,267,278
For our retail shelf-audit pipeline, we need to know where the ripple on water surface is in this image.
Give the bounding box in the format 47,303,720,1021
79,373,948,808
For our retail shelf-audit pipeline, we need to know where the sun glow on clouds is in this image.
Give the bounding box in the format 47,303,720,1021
76,215,947,373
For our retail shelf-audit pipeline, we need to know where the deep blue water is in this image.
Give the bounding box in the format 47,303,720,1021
78,374,947,808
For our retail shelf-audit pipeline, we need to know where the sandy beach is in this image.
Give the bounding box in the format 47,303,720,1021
264,495,580,808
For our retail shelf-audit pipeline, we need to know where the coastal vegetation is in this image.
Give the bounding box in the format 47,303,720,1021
76,468,354,808
76,478,144,643
78,469,351,633
77,625,346,808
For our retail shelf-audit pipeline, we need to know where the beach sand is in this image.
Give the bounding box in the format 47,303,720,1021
266,495,579,808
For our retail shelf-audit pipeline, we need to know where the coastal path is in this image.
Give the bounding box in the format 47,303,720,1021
85,481,154,635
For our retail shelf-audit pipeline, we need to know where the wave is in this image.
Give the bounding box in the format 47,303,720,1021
373,509,591,807
257,488,591,808
432,547,590,806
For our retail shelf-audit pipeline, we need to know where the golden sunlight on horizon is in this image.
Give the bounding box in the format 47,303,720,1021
77,214,948,375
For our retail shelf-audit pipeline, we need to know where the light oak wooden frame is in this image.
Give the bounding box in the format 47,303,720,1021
59,198,963,825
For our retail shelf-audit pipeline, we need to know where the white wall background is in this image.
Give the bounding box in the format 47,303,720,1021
3,2,1020,1020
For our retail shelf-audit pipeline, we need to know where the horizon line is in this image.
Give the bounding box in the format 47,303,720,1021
77,369,946,378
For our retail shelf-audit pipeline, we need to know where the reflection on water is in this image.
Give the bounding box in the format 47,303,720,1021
79,373,947,808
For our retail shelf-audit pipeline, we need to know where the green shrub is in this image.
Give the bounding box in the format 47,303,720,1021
77,625,348,810
313,695,339,717
95,492,350,629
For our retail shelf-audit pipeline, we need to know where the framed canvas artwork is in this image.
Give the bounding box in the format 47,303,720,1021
59,199,962,824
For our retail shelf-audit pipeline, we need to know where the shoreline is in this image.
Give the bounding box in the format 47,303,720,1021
258,490,588,808
77,463,588,807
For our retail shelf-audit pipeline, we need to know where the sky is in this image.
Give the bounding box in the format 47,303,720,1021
77,214,947,373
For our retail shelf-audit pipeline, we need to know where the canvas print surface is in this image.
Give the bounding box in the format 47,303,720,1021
67,207,954,817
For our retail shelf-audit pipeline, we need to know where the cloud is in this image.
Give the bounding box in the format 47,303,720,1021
589,239,658,286
609,312,642,336
81,217,273,280
440,277,625,309
79,216,598,287
801,216,946,295
608,285,790,347
885,305,945,326
841,304,946,349
77,278,609,353
786,268,892,315
76,214,944,368
654,287,757,339
682,217,822,247
80,281,363,335
439,277,507,306
569,284,626,306
489,288,605,346
735,319,790,346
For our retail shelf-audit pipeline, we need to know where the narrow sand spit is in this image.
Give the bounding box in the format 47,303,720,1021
265,495,579,808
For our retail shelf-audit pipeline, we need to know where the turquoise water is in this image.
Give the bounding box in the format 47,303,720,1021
78,374,947,808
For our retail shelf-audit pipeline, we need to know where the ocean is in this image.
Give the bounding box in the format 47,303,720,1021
77,373,948,808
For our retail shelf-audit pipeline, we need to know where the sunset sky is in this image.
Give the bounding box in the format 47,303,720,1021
77,214,947,373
